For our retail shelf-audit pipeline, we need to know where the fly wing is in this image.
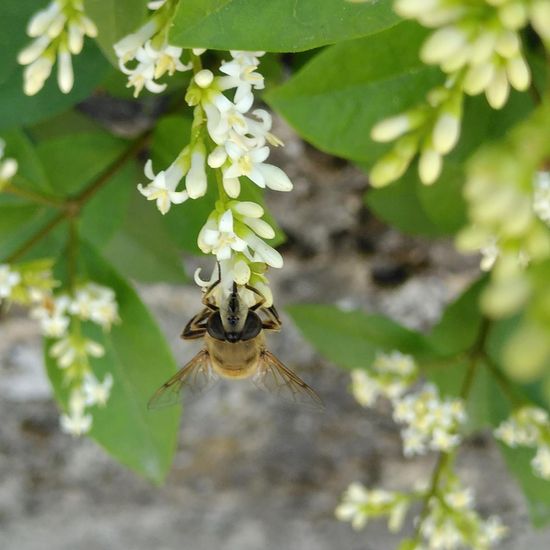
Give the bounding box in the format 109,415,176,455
148,349,218,409
252,350,324,410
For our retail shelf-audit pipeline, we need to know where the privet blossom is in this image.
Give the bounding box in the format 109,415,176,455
339,351,507,549
114,0,192,97
134,46,292,301
351,352,466,456
18,0,98,95
455,104,550,381
369,0,550,187
495,406,550,480
0,259,118,437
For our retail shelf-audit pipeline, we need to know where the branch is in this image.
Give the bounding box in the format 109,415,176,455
2,132,151,265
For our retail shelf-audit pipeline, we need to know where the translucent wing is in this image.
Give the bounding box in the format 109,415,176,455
148,350,218,409
252,350,324,410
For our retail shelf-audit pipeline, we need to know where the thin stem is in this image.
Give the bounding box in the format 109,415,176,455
483,351,526,408
66,216,79,295
411,316,491,544
2,132,151,265
72,131,151,210
2,185,64,208
190,51,203,74
5,211,66,264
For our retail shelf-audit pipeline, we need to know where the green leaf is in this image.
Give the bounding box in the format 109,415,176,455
266,22,438,163
169,0,400,52
500,444,550,527
36,131,128,196
363,163,442,236
84,0,149,65
103,192,189,283
80,160,135,248
45,242,180,482
287,304,429,369
0,0,109,131
2,129,51,193
424,278,485,357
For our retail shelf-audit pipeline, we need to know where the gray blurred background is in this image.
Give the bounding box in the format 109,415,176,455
1,115,549,550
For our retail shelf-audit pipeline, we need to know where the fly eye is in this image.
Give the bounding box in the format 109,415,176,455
228,315,239,326
206,312,226,341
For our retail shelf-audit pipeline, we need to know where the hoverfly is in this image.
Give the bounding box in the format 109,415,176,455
148,276,322,409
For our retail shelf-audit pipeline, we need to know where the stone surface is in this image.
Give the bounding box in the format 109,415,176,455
0,116,549,550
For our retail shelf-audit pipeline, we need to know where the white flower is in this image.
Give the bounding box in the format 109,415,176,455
50,335,104,369
60,388,92,436
60,408,92,436
18,0,98,95
198,209,248,261
0,264,21,298
351,370,380,407
478,516,508,546
31,295,71,337
138,159,188,215
402,427,428,456
335,482,370,530
69,283,119,329
430,428,461,452
120,40,191,97
445,488,475,511
219,51,265,111
114,19,157,65
223,143,293,192
532,446,550,479
83,373,113,407
198,203,281,267
185,144,208,199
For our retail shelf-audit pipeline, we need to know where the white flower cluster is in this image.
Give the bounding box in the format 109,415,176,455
370,0,550,188
0,261,116,436
370,77,463,186
457,154,550,318
0,138,18,185
31,282,119,337
18,0,97,96
394,384,466,456
60,373,113,436
396,0,535,108
0,260,56,305
335,475,507,549
138,50,291,296
351,352,466,456
351,351,418,406
495,406,550,479
335,482,410,532
417,474,508,550
32,281,118,436
114,1,191,97
198,201,282,269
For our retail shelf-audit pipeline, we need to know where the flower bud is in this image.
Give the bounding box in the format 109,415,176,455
194,69,214,88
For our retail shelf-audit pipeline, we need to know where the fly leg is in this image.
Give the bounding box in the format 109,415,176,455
181,308,210,339
260,305,282,332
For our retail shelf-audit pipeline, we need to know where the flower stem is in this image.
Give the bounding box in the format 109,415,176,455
67,216,79,295
2,184,64,208
2,131,151,265
411,316,491,544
